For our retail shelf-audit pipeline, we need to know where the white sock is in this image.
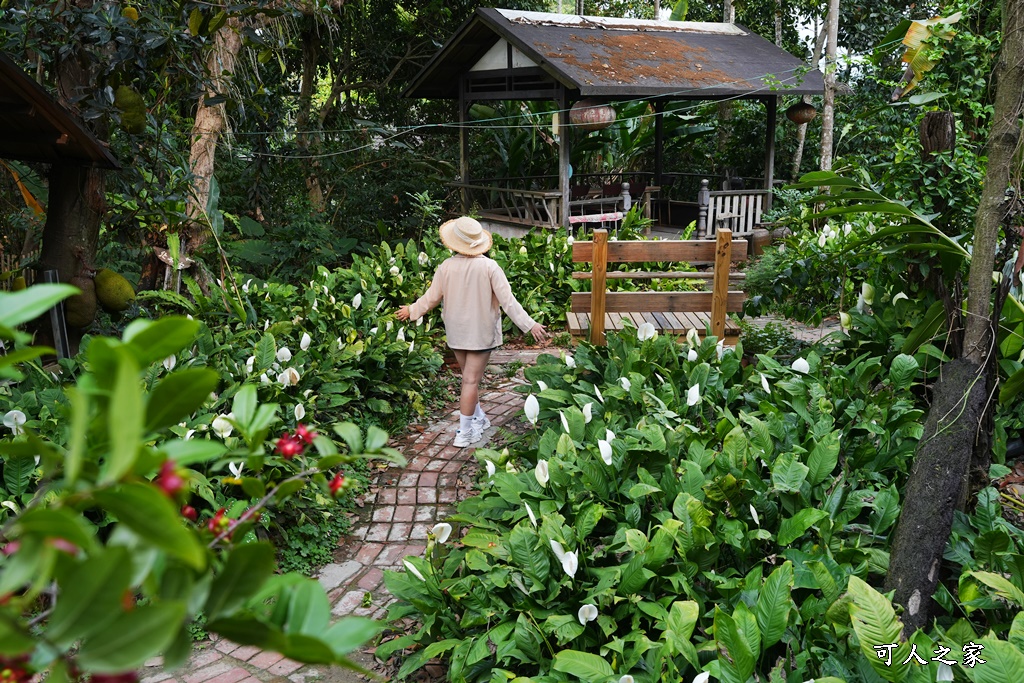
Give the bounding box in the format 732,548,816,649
473,403,485,419
459,413,474,432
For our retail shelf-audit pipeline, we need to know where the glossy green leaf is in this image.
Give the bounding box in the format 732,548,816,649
552,649,615,681
11,507,97,554
285,579,331,636
715,607,755,683
807,432,840,486
101,349,142,484
777,508,829,545
323,617,382,656
205,542,276,620
122,317,200,367
158,439,227,466
0,614,34,655
232,384,257,429
46,546,133,647
888,353,920,391
76,601,187,672
146,368,220,433
756,561,793,648
848,576,909,682
0,284,78,329
334,422,363,453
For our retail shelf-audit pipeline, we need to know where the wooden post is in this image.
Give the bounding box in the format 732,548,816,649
558,88,572,231
696,179,710,239
590,229,609,346
710,228,732,341
763,95,777,211
653,99,664,188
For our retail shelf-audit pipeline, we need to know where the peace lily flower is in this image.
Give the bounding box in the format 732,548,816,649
791,357,810,374
279,367,301,387
185,429,196,440
404,560,425,581
687,384,700,406
594,385,603,403
598,439,613,465
3,410,27,436
390,265,400,276
163,355,176,371
840,311,852,331
260,373,271,384
485,460,496,478
637,322,657,341
561,549,578,579
692,674,710,683
563,353,576,369
264,319,270,331
337,337,344,350
760,373,770,393
716,339,725,360
228,461,244,479
294,404,305,421
352,292,362,309
519,245,528,255
620,677,635,683
687,348,698,361
409,341,415,354
242,279,252,293
566,235,575,246
535,460,550,487
749,504,760,527
582,402,593,424
418,251,429,266
619,376,631,391
862,282,875,306
524,394,540,425
300,332,311,351
431,522,452,543
505,461,517,473
817,231,828,248
855,292,867,313
397,327,406,342
892,291,909,303
277,347,293,363
525,503,537,527
606,429,615,441
559,411,570,433
577,604,598,625
246,356,256,373
537,380,548,392
936,663,953,682
211,414,234,439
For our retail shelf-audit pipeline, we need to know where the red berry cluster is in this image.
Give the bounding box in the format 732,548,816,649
0,655,32,683
329,473,346,498
275,423,317,459
207,508,233,538
155,459,188,497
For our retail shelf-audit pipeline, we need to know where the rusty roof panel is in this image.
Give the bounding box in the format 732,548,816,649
405,8,823,100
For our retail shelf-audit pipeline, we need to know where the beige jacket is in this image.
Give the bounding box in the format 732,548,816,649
408,255,537,350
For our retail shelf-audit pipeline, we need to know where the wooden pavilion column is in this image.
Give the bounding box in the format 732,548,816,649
653,99,665,187
558,86,571,231
763,95,777,210
459,78,470,214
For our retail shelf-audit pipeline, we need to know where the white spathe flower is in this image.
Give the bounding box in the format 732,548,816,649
582,402,593,424
686,328,699,348
300,332,311,351
892,291,908,303
404,560,426,581
524,394,540,425
760,373,770,393
577,604,598,625
791,357,810,374
409,341,415,354
279,367,301,387
390,265,400,276
294,404,306,421
855,292,867,313
525,503,538,527
559,411,570,433
687,348,698,362
162,355,176,371
749,504,760,527
843,222,853,236
519,245,528,255
418,251,429,266
620,677,636,683
369,327,378,335
619,376,631,391
637,322,657,341
397,327,406,342
260,373,270,385
535,459,550,487
716,339,725,360
264,319,270,331
687,384,700,406
242,279,252,293
277,347,293,363
936,663,954,681
3,410,27,436
692,673,710,683
840,311,852,331
550,539,566,561
817,231,828,248
606,429,615,442
228,461,244,478
337,337,344,350
485,460,496,478
561,550,578,579
185,429,196,440
537,380,548,392
598,439,613,465
212,414,234,439
594,384,603,403
563,353,576,369
352,292,362,309
246,356,255,373
431,522,452,543
861,282,875,306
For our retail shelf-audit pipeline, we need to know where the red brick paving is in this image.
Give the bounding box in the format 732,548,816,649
164,349,553,682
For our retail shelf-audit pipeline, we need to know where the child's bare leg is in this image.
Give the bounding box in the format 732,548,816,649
454,349,491,417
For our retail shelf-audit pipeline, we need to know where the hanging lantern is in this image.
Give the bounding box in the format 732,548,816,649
785,101,817,124
569,99,616,131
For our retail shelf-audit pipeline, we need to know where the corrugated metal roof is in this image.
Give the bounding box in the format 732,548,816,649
0,52,120,169
405,7,824,100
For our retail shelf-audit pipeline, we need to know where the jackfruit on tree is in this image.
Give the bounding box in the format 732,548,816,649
66,276,98,329
94,268,135,313
114,85,146,134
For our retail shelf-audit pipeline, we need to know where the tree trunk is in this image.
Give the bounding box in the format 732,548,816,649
39,164,105,283
819,0,840,172
791,21,828,180
884,0,1024,634
185,15,243,250
297,26,324,211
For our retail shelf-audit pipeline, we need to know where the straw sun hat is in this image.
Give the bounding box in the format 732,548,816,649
439,216,492,256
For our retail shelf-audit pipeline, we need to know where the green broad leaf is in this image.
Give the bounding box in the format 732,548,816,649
11,507,97,554
365,425,389,451
619,553,654,595
627,483,662,499
232,384,258,429
771,452,809,493
968,571,1024,607
46,546,133,647
101,349,143,484
732,602,761,663
0,613,35,654
888,354,920,391
552,649,615,681
1009,612,1024,653
94,483,206,570
756,561,793,648
715,607,755,683
507,524,549,585
963,636,1024,683
0,284,77,329
205,542,277,620
807,561,840,604
76,601,187,672
158,439,227,466
575,503,605,538
241,477,266,499
146,368,220,433
285,579,331,636
847,576,909,682
543,614,586,646
2,454,33,496
334,422,363,454
669,0,689,21
122,317,201,367
807,432,840,486
777,508,829,545
663,600,700,668
1000,367,1024,404
902,301,946,355
65,388,88,485
188,7,203,35
323,617,382,656
254,332,276,371
280,633,336,664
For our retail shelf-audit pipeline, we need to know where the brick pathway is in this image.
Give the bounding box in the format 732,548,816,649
145,348,551,683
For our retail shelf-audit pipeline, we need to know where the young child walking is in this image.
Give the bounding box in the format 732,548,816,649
397,216,549,447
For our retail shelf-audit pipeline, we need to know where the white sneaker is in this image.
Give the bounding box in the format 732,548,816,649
473,415,491,432
453,427,482,448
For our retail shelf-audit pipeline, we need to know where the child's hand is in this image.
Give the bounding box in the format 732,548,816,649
396,305,411,321
530,323,550,344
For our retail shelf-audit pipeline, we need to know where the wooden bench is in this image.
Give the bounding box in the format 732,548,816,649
696,179,769,240
567,228,747,346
